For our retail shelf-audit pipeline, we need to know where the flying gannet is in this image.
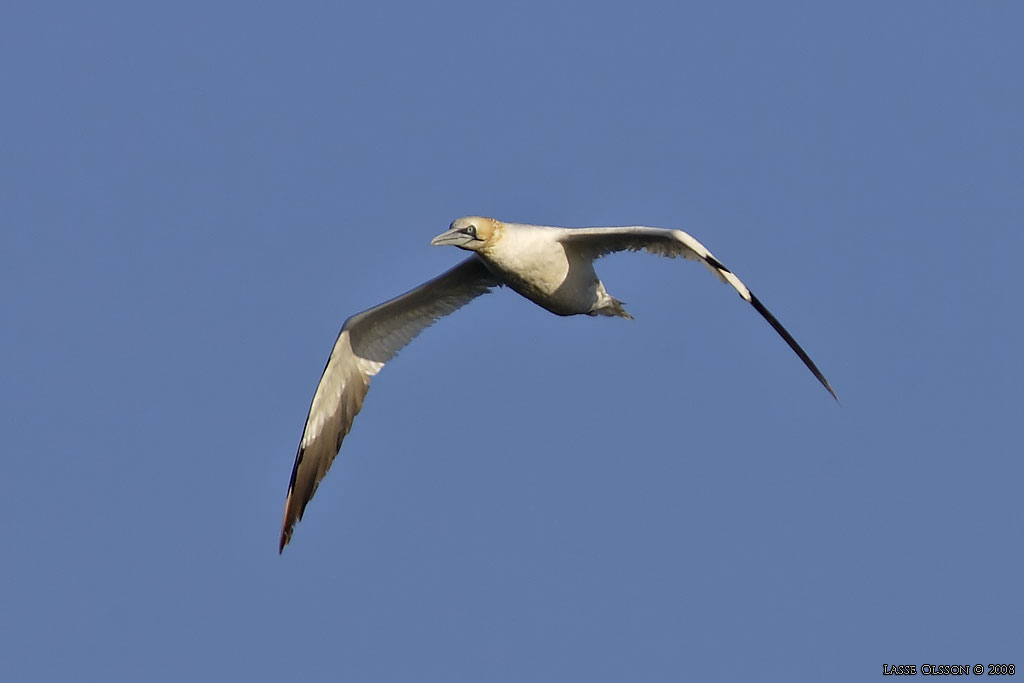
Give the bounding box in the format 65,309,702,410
279,216,837,551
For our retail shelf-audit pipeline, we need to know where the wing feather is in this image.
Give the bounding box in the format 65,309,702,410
559,227,837,400
280,256,497,551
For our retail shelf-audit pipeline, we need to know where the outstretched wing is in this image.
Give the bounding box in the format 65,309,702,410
280,256,498,552
559,227,837,401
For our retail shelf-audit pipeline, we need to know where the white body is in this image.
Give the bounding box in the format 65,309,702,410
478,222,611,316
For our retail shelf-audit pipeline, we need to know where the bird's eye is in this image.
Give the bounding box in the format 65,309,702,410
465,225,477,238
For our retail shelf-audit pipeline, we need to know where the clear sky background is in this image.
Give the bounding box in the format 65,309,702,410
2,2,1021,681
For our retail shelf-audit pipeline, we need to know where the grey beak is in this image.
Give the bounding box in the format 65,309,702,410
431,228,473,247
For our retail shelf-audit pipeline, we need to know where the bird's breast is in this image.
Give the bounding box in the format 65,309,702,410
482,231,599,316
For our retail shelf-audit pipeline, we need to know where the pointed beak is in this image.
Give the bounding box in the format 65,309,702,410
431,228,474,247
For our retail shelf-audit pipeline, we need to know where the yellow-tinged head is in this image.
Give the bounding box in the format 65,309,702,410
430,216,502,252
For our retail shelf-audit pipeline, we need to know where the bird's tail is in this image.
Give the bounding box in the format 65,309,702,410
592,296,633,319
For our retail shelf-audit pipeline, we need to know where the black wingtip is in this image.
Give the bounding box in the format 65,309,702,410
748,293,838,402
279,527,289,554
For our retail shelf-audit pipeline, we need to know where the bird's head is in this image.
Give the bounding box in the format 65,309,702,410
431,216,501,252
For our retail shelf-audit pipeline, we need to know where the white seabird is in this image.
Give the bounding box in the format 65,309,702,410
279,216,837,551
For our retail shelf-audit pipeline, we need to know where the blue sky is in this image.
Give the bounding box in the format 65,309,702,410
2,2,1021,680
